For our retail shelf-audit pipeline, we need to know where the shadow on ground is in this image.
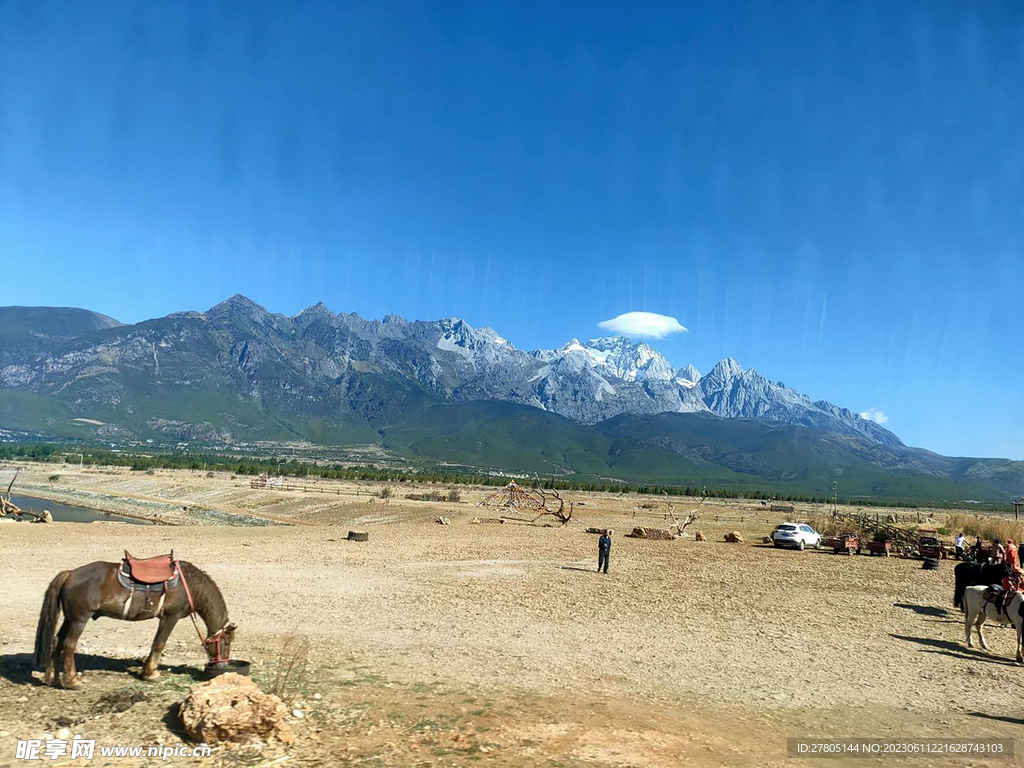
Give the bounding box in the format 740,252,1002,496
967,711,1024,726
890,635,1019,666
0,652,204,686
893,602,952,618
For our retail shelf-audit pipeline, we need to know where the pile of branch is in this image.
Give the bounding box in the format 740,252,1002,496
628,526,674,540
478,480,546,511
497,488,573,527
0,472,25,519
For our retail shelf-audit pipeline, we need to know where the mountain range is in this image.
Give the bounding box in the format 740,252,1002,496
0,296,1020,502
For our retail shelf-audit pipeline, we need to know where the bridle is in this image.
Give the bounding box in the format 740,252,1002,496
176,560,232,664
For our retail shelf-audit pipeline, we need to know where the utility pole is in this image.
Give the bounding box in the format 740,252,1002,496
1014,496,1022,522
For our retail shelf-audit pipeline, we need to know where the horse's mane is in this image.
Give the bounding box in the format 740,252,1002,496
180,561,228,627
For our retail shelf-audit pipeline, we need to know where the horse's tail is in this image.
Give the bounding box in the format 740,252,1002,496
953,563,967,610
33,570,70,669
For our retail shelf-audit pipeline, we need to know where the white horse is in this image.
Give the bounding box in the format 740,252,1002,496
961,585,1024,662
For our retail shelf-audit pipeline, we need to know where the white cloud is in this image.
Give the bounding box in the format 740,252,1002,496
597,312,688,339
859,407,889,425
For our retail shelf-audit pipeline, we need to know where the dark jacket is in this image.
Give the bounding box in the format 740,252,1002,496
598,534,611,553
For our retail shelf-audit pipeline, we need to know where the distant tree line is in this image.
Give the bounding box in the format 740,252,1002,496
0,442,1010,513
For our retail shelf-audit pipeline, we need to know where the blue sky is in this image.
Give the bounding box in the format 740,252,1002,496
1,1,1022,459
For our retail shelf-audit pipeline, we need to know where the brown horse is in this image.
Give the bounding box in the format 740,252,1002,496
33,558,235,689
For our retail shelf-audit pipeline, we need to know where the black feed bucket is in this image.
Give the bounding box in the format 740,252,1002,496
203,659,252,679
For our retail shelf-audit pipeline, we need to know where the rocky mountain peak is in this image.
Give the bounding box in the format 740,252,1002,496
707,357,744,379
297,301,332,318
675,364,702,387
0,295,904,450
204,294,273,322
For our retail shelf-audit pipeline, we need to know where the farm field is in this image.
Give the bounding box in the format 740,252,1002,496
1,464,1022,766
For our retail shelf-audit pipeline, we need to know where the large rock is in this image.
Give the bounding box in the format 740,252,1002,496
724,531,744,543
179,673,294,745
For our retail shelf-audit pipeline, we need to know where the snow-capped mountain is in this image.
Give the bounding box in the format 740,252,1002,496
695,358,899,447
0,296,902,447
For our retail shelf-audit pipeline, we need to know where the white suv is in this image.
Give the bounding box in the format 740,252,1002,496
771,522,822,550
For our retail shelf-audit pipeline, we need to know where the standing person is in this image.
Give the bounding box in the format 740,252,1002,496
1006,539,1019,570
993,539,1006,564
597,529,612,574
971,537,983,562
954,532,966,560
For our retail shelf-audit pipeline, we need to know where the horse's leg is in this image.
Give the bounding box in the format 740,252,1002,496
964,603,975,647
976,612,989,650
1015,602,1024,663
42,618,69,686
60,617,89,689
142,616,178,681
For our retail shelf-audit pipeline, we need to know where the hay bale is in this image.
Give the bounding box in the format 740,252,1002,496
724,531,744,543
347,530,369,542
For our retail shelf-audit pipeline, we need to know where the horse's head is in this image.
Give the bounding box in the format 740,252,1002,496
204,622,237,663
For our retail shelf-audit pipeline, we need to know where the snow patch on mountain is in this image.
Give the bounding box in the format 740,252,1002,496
436,334,474,363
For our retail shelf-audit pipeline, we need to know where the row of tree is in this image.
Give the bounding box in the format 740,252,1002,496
0,442,1008,512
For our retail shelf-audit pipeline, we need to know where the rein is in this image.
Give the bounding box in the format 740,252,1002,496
176,561,231,664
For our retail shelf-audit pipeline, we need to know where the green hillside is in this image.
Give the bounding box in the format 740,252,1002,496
384,402,1021,502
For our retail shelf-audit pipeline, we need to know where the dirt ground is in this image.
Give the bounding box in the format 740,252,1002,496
1,464,1023,766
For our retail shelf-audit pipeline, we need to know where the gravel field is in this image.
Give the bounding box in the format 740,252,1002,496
1,464,1022,766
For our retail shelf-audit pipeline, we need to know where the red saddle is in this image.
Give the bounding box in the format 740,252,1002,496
123,550,177,584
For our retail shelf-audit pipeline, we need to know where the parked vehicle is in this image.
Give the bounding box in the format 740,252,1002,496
866,532,892,557
918,528,942,559
825,533,860,555
771,523,822,550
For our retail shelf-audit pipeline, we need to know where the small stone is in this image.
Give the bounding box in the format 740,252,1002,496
292,709,304,719
312,693,322,700
16,696,27,703
56,728,70,740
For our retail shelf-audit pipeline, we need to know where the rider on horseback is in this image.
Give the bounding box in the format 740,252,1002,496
1002,565,1023,595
